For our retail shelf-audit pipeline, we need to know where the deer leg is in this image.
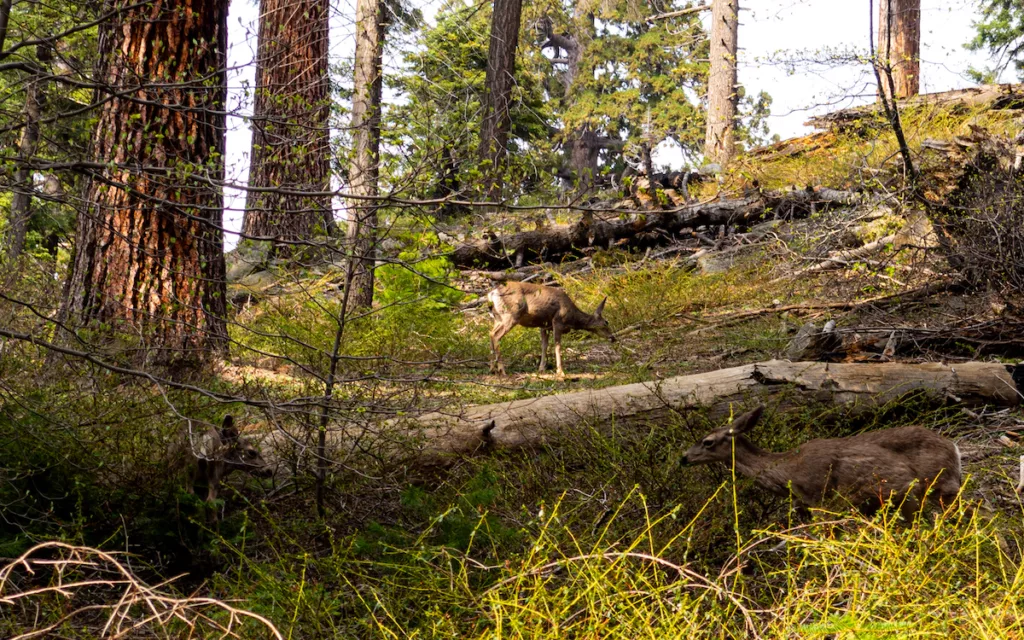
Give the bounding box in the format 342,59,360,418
539,328,549,372
186,462,200,495
490,320,515,375
206,463,222,504
553,323,565,377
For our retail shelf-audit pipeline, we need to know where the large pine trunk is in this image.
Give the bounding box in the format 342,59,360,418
63,0,229,372
877,0,920,99
478,0,524,200
704,0,739,165
346,0,385,309
242,0,333,248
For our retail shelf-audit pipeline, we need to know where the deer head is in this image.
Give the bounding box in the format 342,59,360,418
215,416,273,478
586,297,616,342
681,406,764,466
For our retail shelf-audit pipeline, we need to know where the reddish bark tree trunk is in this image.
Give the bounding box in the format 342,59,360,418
242,0,333,248
704,0,739,166
877,0,921,99
478,0,524,200
347,0,385,309
64,0,229,373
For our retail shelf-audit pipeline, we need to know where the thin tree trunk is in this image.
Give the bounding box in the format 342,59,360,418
346,0,385,309
877,0,920,100
640,141,655,182
478,0,524,200
63,0,229,374
870,0,917,186
243,0,333,250
704,0,739,166
5,77,41,260
0,0,12,54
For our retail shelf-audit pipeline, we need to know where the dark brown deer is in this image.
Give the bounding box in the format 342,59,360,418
180,416,273,507
682,406,962,519
487,282,615,376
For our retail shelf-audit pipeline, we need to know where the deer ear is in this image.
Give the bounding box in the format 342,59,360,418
219,415,239,442
594,297,607,318
729,405,764,434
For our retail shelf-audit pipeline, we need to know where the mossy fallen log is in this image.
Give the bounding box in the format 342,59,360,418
806,83,1024,132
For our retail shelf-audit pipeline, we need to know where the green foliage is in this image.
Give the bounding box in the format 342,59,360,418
0,383,254,571
532,0,709,172
386,0,560,208
0,0,98,253
204,409,1024,639
967,0,1024,81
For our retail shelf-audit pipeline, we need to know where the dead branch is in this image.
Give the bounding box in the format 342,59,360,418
686,281,951,336
0,542,284,639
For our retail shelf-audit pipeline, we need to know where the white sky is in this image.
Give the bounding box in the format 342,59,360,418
222,0,1007,245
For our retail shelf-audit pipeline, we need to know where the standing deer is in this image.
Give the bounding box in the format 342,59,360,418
681,406,962,519
487,282,615,376
179,416,273,509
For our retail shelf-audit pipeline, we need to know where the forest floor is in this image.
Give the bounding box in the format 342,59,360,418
5,89,1024,638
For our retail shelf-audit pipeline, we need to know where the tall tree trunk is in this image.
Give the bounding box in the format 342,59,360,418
347,0,385,309
539,17,603,187
478,0,524,200
63,0,229,374
877,0,920,99
5,77,40,260
242,0,333,250
0,0,12,54
704,0,739,166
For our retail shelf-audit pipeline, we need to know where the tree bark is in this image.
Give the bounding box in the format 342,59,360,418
449,188,863,269
479,0,524,200
5,77,41,260
877,0,920,100
346,0,385,309
63,0,229,373
704,0,739,165
242,0,333,248
0,0,12,54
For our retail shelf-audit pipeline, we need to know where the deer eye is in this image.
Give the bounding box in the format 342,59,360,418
702,438,715,449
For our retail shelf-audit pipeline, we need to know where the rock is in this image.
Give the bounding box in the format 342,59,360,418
225,240,273,283
237,270,277,291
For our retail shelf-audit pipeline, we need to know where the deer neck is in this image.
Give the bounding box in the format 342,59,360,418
730,437,794,495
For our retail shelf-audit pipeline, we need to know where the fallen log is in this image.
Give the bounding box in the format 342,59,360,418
450,189,866,269
397,359,1021,461
806,83,1024,131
